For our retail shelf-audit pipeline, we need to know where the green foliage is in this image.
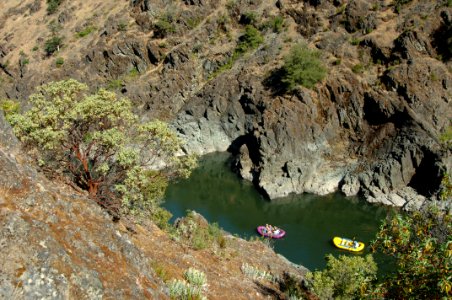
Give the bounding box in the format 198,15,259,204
208,25,263,79
269,15,285,33
118,22,128,32
47,0,62,14
394,0,413,13
175,211,226,250
107,79,123,90
168,268,207,300
55,57,64,67
306,254,377,299
186,17,202,29
235,25,264,55
350,37,361,46
150,205,173,230
352,63,365,74
281,44,327,91
440,173,452,201
154,14,176,38
7,79,196,218
77,26,96,38
0,99,20,118
241,263,275,281
439,125,452,149
371,205,452,298
32,46,39,52
128,67,140,78
44,36,63,56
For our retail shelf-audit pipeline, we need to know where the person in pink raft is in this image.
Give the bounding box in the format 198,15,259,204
257,224,286,239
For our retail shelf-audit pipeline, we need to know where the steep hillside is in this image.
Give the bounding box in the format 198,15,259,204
0,0,451,208
0,112,307,299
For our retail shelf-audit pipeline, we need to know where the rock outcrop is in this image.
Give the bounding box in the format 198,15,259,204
0,0,451,207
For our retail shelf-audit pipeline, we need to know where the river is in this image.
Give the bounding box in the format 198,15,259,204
163,152,391,271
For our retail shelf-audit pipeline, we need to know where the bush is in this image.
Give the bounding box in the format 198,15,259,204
0,99,20,118
7,79,197,218
175,211,226,250
44,36,63,56
371,204,452,298
47,0,62,14
168,268,207,300
281,44,327,91
352,63,365,74
208,25,263,79
306,254,377,299
77,26,96,38
236,25,264,54
154,14,176,38
118,22,128,32
269,16,284,33
55,57,64,67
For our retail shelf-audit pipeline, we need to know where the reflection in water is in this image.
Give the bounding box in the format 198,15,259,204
164,152,390,271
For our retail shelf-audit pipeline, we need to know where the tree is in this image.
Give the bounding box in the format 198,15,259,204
306,254,377,300
281,43,327,91
7,79,196,217
371,204,452,298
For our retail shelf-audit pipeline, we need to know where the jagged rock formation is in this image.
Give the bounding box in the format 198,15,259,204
0,0,451,208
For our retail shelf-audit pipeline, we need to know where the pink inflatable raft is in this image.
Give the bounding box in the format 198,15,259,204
257,225,286,239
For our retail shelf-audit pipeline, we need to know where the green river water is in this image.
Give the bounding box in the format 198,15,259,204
163,152,391,271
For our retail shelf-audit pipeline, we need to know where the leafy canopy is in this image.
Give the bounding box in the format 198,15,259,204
371,204,452,298
281,43,327,91
7,79,196,217
306,254,377,300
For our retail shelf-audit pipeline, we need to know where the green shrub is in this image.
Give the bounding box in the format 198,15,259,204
184,268,207,289
208,25,263,79
281,44,327,90
350,37,361,46
47,0,62,14
154,14,176,38
241,263,275,281
44,36,63,56
118,22,128,31
55,57,64,67
371,204,451,298
168,268,207,300
7,79,196,218
0,99,20,118
107,79,123,90
269,15,284,33
77,26,96,38
236,25,264,54
352,63,365,73
151,207,173,230
306,254,377,299
175,211,226,250
129,67,139,77
32,45,39,52
186,17,202,29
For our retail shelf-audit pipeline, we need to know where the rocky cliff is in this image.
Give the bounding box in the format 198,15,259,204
0,109,307,299
1,0,451,208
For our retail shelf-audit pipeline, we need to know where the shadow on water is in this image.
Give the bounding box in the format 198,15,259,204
164,152,394,272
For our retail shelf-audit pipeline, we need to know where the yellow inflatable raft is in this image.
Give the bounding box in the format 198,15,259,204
333,237,365,252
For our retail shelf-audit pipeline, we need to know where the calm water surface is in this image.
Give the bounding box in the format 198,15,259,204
164,152,390,271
